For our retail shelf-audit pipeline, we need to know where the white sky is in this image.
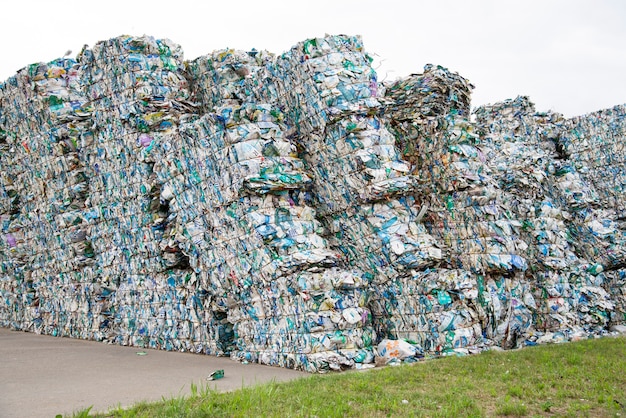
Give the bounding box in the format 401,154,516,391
1,0,625,117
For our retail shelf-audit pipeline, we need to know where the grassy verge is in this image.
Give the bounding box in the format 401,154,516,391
79,336,626,417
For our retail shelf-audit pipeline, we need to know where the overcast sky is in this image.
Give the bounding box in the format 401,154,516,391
1,0,625,117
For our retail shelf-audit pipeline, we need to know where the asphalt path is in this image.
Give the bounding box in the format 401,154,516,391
0,327,308,417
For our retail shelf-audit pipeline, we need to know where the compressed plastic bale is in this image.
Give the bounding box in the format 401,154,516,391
548,160,626,270
167,109,342,276
269,42,440,267
286,54,480,350
267,40,481,355
302,115,416,214
472,103,581,272
324,196,444,280
185,47,404,214
557,105,626,216
228,269,375,372
528,268,613,338
380,73,548,351
382,64,474,166
370,268,487,355
371,271,536,351
0,35,384,368
420,184,528,275
109,272,227,354
186,48,277,112
175,104,314,204
476,97,626,271
272,35,380,137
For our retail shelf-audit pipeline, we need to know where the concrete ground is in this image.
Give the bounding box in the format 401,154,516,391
0,327,308,417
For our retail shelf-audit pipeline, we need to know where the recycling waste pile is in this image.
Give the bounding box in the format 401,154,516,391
1,34,625,372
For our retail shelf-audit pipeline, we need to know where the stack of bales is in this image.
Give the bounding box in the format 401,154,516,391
265,37,491,356
76,35,224,353
270,36,381,138
533,109,622,332
474,97,608,339
0,59,99,338
549,106,626,327
383,66,534,349
171,47,378,371
2,33,625,371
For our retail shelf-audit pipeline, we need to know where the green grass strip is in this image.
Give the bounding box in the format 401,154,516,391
74,336,626,418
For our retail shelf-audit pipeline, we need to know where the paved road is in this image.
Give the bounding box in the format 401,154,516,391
0,328,308,417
